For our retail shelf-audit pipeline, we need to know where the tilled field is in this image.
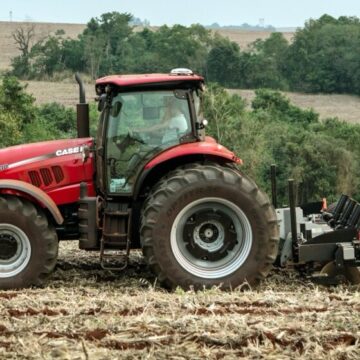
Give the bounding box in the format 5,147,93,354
1,242,360,359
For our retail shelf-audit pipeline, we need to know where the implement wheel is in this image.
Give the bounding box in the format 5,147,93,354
320,261,360,285
0,195,58,289
141,164,279,289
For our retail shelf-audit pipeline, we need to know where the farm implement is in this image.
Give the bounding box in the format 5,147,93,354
0,69,359,289
271,167,360,285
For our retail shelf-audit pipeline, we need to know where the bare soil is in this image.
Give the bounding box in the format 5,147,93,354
0,241,359,359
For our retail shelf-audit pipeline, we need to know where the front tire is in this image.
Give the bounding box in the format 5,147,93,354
0,196,58,289
141,164,279,289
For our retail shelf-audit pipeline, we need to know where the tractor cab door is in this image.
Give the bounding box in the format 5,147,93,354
104,90,194,195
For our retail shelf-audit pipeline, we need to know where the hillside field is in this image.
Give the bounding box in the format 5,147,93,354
0,21,293,70
22,80,360,124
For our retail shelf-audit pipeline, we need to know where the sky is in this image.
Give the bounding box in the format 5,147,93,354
1,0,360,28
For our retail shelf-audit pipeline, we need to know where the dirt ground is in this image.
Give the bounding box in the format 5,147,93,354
0,241,359,359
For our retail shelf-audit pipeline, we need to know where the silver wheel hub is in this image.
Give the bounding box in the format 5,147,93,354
193,220,224,253
171,197,253,279
0,224,31,278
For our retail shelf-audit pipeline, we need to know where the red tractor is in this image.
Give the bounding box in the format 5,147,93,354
0,69,279,289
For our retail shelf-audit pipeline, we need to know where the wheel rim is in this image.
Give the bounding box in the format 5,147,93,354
0,224,31,278
170,197,253,279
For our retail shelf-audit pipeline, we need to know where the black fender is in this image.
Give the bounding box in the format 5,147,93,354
0,179,64,225
133,153,235,200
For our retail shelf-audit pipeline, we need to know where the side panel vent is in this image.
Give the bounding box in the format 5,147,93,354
28,171,42,187
40,168,53,186
28,166,65,188
52,166,65,183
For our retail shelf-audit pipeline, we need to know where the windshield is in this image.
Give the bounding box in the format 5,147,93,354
106,90,192,194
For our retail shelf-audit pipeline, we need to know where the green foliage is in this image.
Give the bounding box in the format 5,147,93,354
0,75,36,126
126,24,213,75
0,76,78,146
206,38,242,87
252,89,319,125
205,86,360,203
285,14,360,94
37,103,77,137
203,83,246,145
0,112,22,147
240,33,289,89
8,12,360,95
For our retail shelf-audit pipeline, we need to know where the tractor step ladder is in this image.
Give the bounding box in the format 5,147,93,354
100,209,131,271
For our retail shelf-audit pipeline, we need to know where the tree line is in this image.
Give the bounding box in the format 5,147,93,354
204,86,360,204
10,13,360,95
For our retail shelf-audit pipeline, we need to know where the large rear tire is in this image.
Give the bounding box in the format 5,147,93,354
141,164,279,289
0,195,58,289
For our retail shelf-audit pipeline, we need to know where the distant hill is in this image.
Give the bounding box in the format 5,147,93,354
0,21,294,70
206,22,276,31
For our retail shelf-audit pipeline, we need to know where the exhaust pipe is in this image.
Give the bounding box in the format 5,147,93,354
75,73,90,138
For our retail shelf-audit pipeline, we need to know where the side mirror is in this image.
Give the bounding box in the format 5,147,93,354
97,94,107,112
196,119,208,130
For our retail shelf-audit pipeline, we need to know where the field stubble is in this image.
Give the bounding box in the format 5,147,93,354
0,242,359,359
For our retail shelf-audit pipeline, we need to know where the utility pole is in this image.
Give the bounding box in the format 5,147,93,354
9,11,13,22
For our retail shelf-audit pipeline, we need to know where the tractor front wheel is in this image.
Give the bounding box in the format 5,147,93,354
0,195,58,289
141,164,279,289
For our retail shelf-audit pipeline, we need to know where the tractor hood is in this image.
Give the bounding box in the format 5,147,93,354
0,138,93,175
0,138,95,205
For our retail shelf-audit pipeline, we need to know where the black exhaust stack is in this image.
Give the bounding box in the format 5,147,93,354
75,73,90,138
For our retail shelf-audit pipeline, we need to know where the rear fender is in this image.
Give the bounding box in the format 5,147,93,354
134,153,238,200
0,180,64,225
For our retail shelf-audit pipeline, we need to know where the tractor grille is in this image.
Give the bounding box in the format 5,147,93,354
28,167,65,188
28,171,42,187
52,166,65,183
40,168,53,186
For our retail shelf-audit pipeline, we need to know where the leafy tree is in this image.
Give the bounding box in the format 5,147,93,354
204,86,360,203
0,113,22,147
81,12,133,77
240,33,289,89
204,83,246,143
10,25,36,78
0,75,36,126
206,38,242,86
37,103,76,136
127,24,213,74
252,89,318,125
286,14,360,93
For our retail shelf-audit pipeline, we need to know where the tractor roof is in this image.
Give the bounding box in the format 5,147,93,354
95,72,204,93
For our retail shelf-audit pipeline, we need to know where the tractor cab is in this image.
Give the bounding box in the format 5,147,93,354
95,69,206,196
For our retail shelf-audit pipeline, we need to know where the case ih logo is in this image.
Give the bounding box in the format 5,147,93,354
0,164,9,171
55,146,83,157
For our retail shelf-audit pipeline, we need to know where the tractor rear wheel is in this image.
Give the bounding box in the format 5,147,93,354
141,164,279,289
0,195,58,289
